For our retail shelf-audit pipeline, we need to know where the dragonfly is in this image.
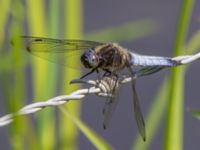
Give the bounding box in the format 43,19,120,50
23,36,180,141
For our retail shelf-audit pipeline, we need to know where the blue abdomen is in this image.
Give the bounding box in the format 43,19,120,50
130,53,178,67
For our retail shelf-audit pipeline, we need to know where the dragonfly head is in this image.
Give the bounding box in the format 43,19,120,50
81,49,99,69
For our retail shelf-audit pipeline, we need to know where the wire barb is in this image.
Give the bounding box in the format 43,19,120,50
0,52,200,127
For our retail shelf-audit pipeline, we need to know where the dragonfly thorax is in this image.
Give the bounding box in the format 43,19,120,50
94,43,130,72
81,48,100,69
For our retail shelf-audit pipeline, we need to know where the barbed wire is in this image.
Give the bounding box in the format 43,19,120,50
0,52,200,127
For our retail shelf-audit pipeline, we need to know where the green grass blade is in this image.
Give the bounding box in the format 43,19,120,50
26,0,56,149
59,0,82,150
188,109,200,120
172,1,195,56
0,0,10,47
42,0,60,148
164,1,195,150
27,0,47,94
85,19,158,43
48,0,59,37
60,106,113,150
0,0,11,71
186,29,200,54
8,1,27,150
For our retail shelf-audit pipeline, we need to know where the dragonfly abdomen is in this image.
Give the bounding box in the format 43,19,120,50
130,53,178,67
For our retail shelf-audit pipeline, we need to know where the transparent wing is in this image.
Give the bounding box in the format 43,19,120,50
131,79,146,141
133,66,164,77
102,76,120,129
102,96,118,129
127,66,146,141
102,94,119,129
22,36,104,68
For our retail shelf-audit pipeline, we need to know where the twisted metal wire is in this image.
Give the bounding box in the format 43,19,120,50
0,52,200,127
0,76,122,127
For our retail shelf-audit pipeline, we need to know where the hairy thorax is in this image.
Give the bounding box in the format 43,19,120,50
94,43,130,73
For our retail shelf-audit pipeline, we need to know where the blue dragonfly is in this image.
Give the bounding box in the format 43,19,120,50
23,36,182,141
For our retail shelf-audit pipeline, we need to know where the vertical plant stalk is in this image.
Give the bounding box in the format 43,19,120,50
8,1,27,150
59,0,82,150
0,0,10,47
164,1,195,150
27,0,55,150
45,0,60,148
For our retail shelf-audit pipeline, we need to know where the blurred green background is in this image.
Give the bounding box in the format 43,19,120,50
0,0,200,150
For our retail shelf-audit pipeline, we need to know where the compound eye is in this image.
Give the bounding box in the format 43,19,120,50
91,55,96,61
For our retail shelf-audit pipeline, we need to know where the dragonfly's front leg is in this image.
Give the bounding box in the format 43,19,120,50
80,68,97,79
102,69,119,78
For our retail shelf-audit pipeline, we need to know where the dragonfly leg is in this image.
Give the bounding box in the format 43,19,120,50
102,69,112,76
80,64,102,79
80,68,96,79
102,69,119,78
96,69,103,85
